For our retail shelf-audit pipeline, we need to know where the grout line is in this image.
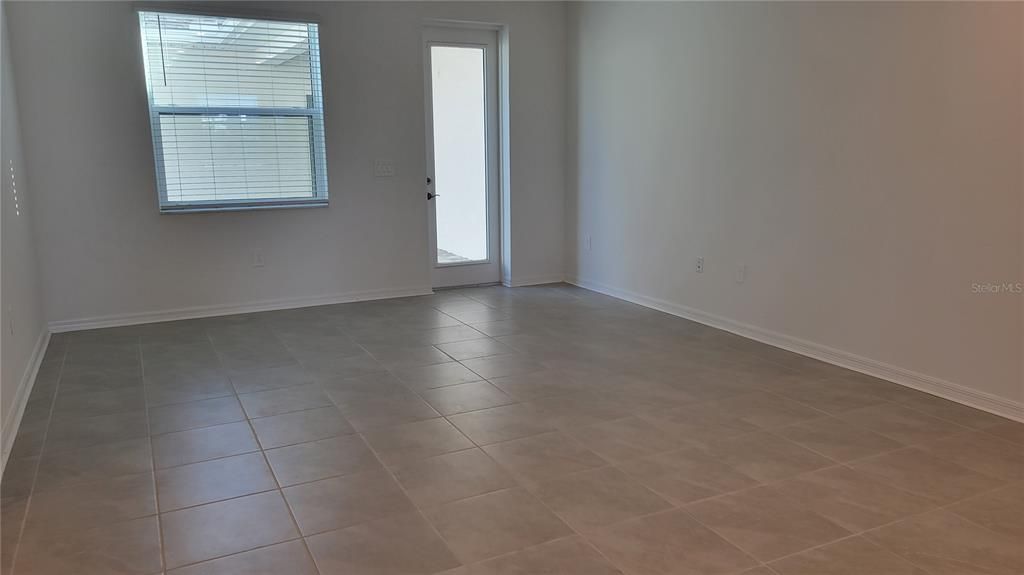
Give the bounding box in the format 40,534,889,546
138,334,170,575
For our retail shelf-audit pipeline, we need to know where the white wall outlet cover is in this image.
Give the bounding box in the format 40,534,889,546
252,249,265,268
374,159,395,177
696,257,704,273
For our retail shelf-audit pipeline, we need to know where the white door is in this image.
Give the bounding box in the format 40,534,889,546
423,26,500,288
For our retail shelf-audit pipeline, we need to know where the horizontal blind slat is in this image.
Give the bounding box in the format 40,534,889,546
140,10,327,208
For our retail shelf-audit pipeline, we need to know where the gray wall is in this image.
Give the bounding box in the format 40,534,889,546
1,4,46,461
566,2,1023,405
6,1,567,326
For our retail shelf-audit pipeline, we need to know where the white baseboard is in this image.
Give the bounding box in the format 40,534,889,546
568,276,1023,423
48,286,435,333
503,274,565,288
2,329,50,477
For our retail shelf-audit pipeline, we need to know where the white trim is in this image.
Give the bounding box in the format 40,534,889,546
503,274,565,288
1,329,50,476
48,286,434,333
567,276,1024,423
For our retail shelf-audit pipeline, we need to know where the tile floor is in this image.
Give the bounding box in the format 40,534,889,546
1,283,1021,575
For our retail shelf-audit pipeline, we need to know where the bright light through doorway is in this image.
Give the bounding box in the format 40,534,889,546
431,45,488,264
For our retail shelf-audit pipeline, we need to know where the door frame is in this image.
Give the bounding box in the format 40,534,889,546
422,24,503,289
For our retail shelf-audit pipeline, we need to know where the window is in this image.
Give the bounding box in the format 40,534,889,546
138,11,328,212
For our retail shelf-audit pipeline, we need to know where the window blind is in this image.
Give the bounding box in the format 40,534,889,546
138,11,328,212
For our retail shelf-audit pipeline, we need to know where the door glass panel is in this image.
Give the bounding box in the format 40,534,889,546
430,46,488,264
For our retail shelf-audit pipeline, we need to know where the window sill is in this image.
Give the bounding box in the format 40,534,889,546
159,200,329,214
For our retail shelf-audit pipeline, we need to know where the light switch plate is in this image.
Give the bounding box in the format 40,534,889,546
374,159,395,177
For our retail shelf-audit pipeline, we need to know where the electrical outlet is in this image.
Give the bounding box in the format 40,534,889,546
252,249,265,268
374,159,395,178
736,263,747,284
696,257,704,273
586,234,592,251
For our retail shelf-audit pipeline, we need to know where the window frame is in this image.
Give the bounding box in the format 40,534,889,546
138,10,329,214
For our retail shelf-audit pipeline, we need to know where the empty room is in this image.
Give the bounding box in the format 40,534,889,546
0,1,1021,574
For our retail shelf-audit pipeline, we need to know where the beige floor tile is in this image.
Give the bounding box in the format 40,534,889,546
363,344,453,369
768,466,935,532
839,403,966,445
827,373,927,403
468,319,526,338
237,383,332,418
587,508,758,575
283,469,415,535
393,448,516,507
424,488,572,563
984,421,1024,445
774,380,889,415
250,405,354,449
149,396,246,435
265,434,380,486
228,363,320,394
946,482,1024,538
336,391,440,431
616,447,759,505
0,498,26,574
44,410,149,453
14,516,162,575
161,491,299,569
895,393,1013,430
320,371,409,405
1,457,38,504
489,369,595,401
392,362,482,391
57,366,142,397
483,431,607,487
638,403,761,448
168,540,318,575
914,430,1024,480
533,466,672,532
421,324,490,345
144,368,235,407
436,338,516,361
770,536,928,575
35,437,152,492
8,424,47,462
568,416,688,462
152,421,259,469
866,510,1024,575
300,352,387,379
774,417,903,462
461,354,546,380
850,447,1006,504
156,452,276,511
50,387,146,421
707,392,827,429
685,486,850,561
306,512,460,575
699,432,834,482
22,472,155,538
525,392,635,429
362,418,474,466
420,381,516,416
453,536,623,575
450,403,556,445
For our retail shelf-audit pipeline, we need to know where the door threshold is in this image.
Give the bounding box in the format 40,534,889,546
433,281,503,292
